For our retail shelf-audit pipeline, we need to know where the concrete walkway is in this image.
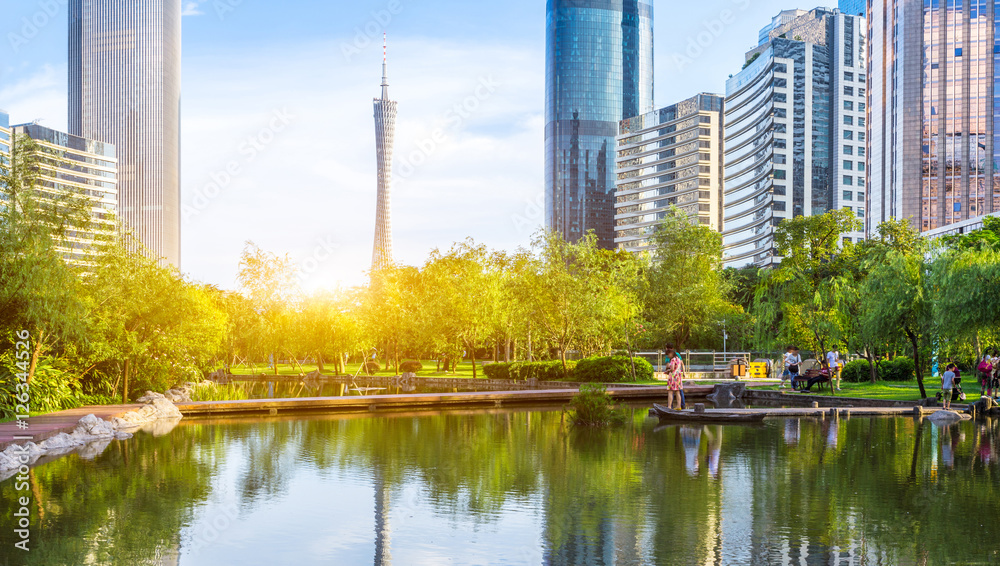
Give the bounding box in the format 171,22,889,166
0,404,141,450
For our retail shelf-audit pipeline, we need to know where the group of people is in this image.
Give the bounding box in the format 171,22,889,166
978,352,1000,399
778,345,846,392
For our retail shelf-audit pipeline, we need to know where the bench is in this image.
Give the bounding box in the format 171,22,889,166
792,368,831,392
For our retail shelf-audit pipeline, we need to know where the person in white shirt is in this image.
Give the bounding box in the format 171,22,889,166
826,346,844,391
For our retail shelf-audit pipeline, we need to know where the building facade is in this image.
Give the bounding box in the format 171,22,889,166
866,0,1000,236
614,93,725,253
839,0,866,16
69,0,181,267
545,0,654,248
12,123,118,266
372,42,396,273
723,8,866,269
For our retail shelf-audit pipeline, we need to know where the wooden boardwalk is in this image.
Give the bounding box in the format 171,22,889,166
174,386,703,418
0,404,141,450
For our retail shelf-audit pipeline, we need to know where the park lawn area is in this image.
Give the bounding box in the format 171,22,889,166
751,378,988,402
230,360,483,379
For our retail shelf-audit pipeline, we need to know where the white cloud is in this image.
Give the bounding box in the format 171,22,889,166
180,37,544,292
0,64,68,130
182,2,206,16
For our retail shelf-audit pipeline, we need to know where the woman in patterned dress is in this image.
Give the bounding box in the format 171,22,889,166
665,345,684,409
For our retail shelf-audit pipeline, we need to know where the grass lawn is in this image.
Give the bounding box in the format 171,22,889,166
231,360,485,380
750,378,990,402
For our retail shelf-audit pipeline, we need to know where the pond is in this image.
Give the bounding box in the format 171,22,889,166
2,409,999,565
209,379,536,399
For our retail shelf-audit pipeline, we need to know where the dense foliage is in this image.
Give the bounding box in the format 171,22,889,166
573,355,654,383
567,383,627,426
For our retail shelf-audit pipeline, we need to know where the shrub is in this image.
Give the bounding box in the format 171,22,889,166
399,360,423,373
568,383,627,426
0,354,81,420
879,356,915,382
482,360,576,380
190,382,249,402
841,359,872,383
361,360,381,375
573,355,653,383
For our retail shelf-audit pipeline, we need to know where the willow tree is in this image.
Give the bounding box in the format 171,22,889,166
753,209,860,359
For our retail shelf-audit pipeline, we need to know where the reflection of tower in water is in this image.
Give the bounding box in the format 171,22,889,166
374,472,392,565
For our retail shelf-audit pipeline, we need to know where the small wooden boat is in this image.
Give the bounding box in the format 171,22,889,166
651,403,767,423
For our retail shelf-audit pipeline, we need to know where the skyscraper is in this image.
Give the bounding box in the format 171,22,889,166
838,0,866,16
545,0,654,248
69,0,181,268
867,0,1000,235
723,8,866,268
0,111,9,158
614,93,725,254
372,37,396,272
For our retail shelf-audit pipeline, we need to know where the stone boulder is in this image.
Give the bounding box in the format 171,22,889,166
927,410,972,424
164,388,192,403
707,383,747,408
74,413,116,438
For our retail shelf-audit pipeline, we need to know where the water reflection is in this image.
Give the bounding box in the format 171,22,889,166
1,411,1000,564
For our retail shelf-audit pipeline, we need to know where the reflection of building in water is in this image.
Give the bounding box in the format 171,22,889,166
374,473,392,566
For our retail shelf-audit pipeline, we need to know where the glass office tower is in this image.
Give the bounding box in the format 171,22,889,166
545,0,653,248
0,111,9,158
867,0,1000,234
69,0,181,267
839,0,866,16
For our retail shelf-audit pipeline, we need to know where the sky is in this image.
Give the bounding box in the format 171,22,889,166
0,0,798,292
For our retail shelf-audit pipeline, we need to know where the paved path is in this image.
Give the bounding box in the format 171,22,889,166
0,404,141,450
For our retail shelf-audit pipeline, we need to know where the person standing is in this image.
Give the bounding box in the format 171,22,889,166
784,347,802,390
665,345,684,410
978,354,993,397
826,346,844,391
942,364,956,410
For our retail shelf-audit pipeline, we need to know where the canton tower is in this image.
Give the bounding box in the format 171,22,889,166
371,35,397,272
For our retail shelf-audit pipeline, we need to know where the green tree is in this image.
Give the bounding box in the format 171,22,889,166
237,242,300,375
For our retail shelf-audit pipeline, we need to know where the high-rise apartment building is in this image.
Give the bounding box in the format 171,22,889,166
723,8,866,269
0,111,9,159
372,39,396,273
867,0,1000,235
614,94,725,254
839,0,866,16
69,0,181,267
545,0,654,248
12,123,118,266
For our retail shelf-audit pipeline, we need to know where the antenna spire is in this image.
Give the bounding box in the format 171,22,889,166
380,33,389,100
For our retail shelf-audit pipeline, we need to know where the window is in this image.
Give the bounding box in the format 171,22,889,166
700,165,711,173
700,153,711,160
774,63,787,73
844,101,854,110
843,176,853,185
858,146,866,157
844,115,854,126
858,102,866,112
774,153,787,164
699,128,711,136
775,124,787,133
857,177,865,187
844,145,854,155
844,130,854,140
844,160,853,170
700,115,712,124
699,191,710,199
773,169,786,180
858,131,866,142
858,88,866,97
775,139,787,149
774,78,787,88
858,117,866,128
844,86,854,96
857,208,865,218
857,162,865,171
843,190,853,201
774,108,787,118
775,93,787,103
844,71,854,82
773,201,786,211
699,177,711,186
699,141,711,148
773,185,786,195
